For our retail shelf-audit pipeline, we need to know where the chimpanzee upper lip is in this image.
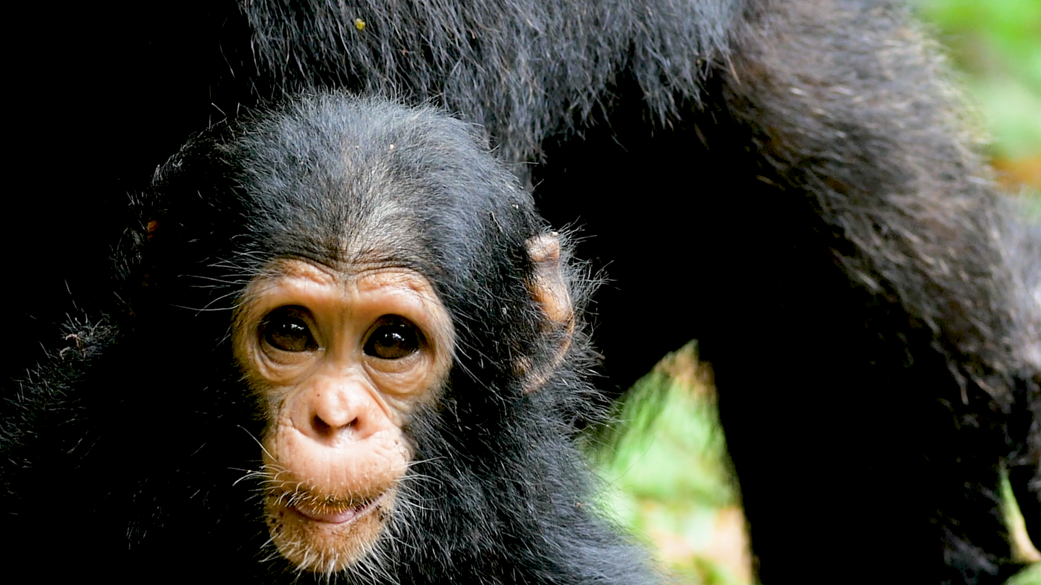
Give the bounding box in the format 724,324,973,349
289,491,386,525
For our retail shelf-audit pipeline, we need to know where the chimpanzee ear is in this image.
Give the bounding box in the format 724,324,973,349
520,232,576,393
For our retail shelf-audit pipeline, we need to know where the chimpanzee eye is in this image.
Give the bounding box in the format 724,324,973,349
364,316,422,360
261,307,318,352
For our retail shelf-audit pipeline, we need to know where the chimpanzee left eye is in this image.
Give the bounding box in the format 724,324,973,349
364,316,422,360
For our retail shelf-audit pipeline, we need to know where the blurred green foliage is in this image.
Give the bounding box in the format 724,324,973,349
1006,563,1041,585
914,0,1041,159
591,346,749,585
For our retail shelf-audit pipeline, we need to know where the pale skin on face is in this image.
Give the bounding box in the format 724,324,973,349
232,258,454,572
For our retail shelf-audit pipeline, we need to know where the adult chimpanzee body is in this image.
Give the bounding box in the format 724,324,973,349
6,0,1039,583
3,94,660,584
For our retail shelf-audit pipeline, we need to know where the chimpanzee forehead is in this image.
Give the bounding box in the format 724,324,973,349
252,172,450,274
241,157,514,274
222,95,540,303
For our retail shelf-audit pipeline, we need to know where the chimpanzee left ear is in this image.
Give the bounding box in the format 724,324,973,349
520,232,576,393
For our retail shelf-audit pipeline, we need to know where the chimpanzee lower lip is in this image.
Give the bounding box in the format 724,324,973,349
290,492,385,525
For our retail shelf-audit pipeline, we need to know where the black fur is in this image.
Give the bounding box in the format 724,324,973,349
3,94,659,584
5,1,1039,583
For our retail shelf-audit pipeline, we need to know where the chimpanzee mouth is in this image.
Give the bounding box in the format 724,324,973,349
287,491,387,525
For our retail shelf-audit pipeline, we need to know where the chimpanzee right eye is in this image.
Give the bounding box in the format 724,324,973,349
261,307,318,352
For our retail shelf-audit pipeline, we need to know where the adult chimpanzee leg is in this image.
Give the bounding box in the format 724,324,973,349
527,2,1039,580
694,2,1039,582
1003,219,1041,548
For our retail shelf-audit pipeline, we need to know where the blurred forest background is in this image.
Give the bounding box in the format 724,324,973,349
590,1,1041,584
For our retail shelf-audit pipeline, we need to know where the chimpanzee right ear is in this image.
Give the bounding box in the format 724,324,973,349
518,232,576,393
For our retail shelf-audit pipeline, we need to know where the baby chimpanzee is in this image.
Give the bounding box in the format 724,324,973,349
2,94,660,585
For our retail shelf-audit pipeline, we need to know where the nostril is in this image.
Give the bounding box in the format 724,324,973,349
311,412,358,438
311,414,333,438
